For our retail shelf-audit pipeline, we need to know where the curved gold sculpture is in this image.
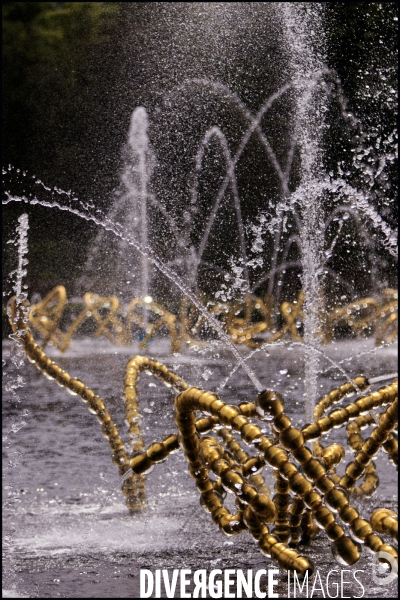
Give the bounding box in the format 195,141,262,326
9,296,398,576
28,286,398,353
326,288,398,345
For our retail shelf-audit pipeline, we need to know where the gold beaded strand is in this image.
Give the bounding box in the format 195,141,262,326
8,295,398,575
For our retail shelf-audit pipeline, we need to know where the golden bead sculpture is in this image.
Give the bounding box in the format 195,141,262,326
340,398,398,491
256,390,361,564
370,509,398,541
272,472,291,543
27,286,397,353
8,295,398,576
174,387,314,576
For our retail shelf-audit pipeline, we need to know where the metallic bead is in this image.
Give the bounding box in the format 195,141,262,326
321,444,345,469
363,438,381,456
314,506,335,529
345,461,365,480
273,493,290,510
162,434,180,453
200,491,223,513
70,379,86,396
300,510,320,541
130,453,153,474
332,536,361,565
274,474,290,494
101,421,119,437
291,557,314,579
256,390,285,419
303,491,322,511
241,423,263,444
339,474,356,491
355,398,372,416
199,446,220,467
211,506,228,525
375,544,398,563
196,479,214,493
364,533,384,553
315,475,335,494
210,399,225,416
301,458,325,482
242,456,265,477
348,432,363,450
371,427,389,444
344,404,360,420
211,459,230,477
327,409,347,428
354,376,370,391
270,541,287,561
324,488,349,513
185,449,200,463
195,416,216,433
240,484,257,504
255,437,273,454
288,473,313,496
274,414,292,432
243,506,264,535
279,428,304,451
218,405,239,425
221,470,243,494
258,537,273,557
110,439,125,452
238,402,257,417
350,518,374,543
188,463,206,479
302,423,321,441
370,509,398,540
292,445,312,463
146,442,168,463
355,450,370,467
231,415,249,432
264,446,288,469
86,396,105,413
326,522,345,541
317,417,333,433
250,494,276,522
219,515,241,537
280,462,298,481
180,435,200,454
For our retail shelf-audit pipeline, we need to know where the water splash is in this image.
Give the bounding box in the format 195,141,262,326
3,193,263,392
279,3,326,421
2,214,30,596
10,213,29,303
78,107,154,302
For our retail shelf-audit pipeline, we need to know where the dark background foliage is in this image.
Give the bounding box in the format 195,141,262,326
2,2,398,306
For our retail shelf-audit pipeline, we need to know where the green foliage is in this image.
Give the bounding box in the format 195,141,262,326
2,3,122,305
2,2,120,171
3,2,118,87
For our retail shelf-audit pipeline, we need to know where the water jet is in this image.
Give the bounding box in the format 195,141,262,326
2,3,397,597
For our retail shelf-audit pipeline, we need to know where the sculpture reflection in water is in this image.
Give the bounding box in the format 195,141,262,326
9,296,398,578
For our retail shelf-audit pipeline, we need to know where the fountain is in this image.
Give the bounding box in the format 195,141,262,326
2,3,397,598
77,106,154,303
